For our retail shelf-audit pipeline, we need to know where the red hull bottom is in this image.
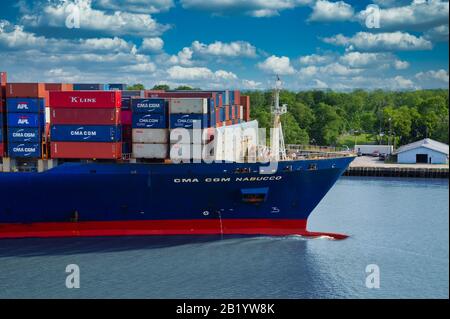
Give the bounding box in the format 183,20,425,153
0,219,348,240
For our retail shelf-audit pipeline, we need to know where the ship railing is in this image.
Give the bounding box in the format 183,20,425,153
285,144,355,160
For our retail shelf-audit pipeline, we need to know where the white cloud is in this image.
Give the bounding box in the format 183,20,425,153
21,0,169,37
181,0,313,18
299,53,334,65
140,37,164,53
339,52,409,69
415,69,449,83
323,31,433,51
392,76,415,90
169,47,194,66
167,65,238,82
191,40,257,58
309,0,354,22
313,79,328,89
242,79,262,89
258,55,295,75
357,0,449,31
93,0,174,14
122,62,157,73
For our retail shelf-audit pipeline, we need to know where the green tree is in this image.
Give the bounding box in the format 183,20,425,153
126,83,145,90
152,84,170,90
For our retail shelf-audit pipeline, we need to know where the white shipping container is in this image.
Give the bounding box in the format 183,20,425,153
132,129,168,144
132,143,168,159
224,90,230,106
239,105,243,120
170,98,208,114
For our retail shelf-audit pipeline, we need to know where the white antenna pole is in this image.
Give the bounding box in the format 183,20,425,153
272,75,287,160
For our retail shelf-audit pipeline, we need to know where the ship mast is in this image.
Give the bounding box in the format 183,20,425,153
271,75,287,160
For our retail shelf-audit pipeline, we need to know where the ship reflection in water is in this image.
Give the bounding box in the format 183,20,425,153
0,177,448,299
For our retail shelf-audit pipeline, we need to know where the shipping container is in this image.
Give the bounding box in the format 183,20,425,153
122,141,132,155
209,109,216,128
231,105,236,120
145,91,216,99
108,84,127,91
49,91,121,109
121,110,132,125
170,114,208,129
0,72,6,86
8,142,41,158
132,128,168,144
51,142,122,159
73,84,109,90
44,83,73,91
132,113,167,129
6,83,47,98
225,106,230,121
50,108,121,125
122,90,144,97
8,127,41,143
6,98,45,113
169,143,207,161
7,113,41,128
131,98,166,113
132,143,168,159
50,125,122,142
234,90,241,105
238,105,243,120
240,95,250,122
219,108,226,122
121,97,131,109
170,98,208,114
0,126,3,142
0,142,4,157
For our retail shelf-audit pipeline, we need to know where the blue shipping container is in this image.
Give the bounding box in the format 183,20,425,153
219,108,226,122
73,84,109,90
0,128,3,142
6,98,45,113
170,114,209,129
121,97,131,109
109,84,127,90
209,110,216,128
7,113,41,128
132,113,167,129
8,143,41,158
131,99,166,113
8,128,41,143
51,125,122,142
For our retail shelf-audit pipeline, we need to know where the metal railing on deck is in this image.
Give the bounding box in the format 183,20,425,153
285,144,355,160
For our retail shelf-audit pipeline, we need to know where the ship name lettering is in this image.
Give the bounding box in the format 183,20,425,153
174,178,199,183
235,176,282,182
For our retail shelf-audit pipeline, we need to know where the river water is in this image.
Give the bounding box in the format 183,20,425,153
0,177,448,298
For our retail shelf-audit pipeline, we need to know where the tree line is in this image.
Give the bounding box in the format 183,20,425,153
244,89,449,147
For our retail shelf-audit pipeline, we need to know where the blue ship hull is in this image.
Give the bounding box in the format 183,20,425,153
0,156,354,239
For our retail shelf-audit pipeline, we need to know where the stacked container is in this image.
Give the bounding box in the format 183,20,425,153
49,91,122,159
131,98,168,159
108,84,127,91
0,72,6,157
5,83,47,158
73,84,109,90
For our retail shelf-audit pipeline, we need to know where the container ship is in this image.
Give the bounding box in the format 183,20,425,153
0,72,355,239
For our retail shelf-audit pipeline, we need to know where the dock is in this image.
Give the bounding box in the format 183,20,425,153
344,156,449,178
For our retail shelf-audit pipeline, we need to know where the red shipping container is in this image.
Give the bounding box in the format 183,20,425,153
215,107,221,124
50,91,121,109
0,72,6,86
231,105,236,120
51,142,122,159
218,94,223,107
0,143,4,157
240,96,250,122
50,108,121,125
6,83,47,98
121,110,132,125
225,106,230,121
234,90,240,105
45,83,74,91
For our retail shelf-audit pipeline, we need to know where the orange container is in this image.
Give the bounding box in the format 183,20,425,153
6,83,47,98
51,142,122,159
45,83,74,91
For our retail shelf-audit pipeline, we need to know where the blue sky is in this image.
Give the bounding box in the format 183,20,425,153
0,0,448,90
